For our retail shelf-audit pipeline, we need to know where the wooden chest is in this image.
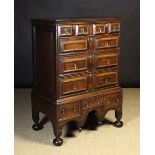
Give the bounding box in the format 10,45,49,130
31,18,123,146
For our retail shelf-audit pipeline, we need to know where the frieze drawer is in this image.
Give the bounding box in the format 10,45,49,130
58,101,81,121
104,92,121,108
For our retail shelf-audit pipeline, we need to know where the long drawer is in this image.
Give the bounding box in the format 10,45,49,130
58,37,88,53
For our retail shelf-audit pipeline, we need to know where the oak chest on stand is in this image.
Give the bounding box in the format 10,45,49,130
31,18,123,146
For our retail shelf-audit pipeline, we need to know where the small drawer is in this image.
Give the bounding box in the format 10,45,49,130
59,54,88,74
104,92,121,107
58,25,73,37
95,52,118,68
108,23,120,33
94,68,118,89
75,25,89,35
58,101,81,121
95,36,119,49
58,38,88,53
58,73,88,97
93,24,107,34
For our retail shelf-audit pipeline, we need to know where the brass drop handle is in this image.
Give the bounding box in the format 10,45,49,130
74,44,78,50
89,37,93,42
89,54,93,59
106,58,110,64
73,83,76,90
99,27,102,32
97,99,100,105
61,108,65,115
107,99,110,104
74,63,77,69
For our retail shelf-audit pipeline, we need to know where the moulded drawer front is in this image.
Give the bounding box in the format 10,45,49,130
81,95,104,111
104,92,121,107
94,69,118,88
59,54,88,74
75,25,89,35
58,73,87,96
108,23,120,33
58,38,88,52
95,53,118,68
93,24,107,34
95,36,119,49
58,25,73,36
58,101,81,121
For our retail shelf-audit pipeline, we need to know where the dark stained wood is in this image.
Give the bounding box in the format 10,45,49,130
31,18,123,146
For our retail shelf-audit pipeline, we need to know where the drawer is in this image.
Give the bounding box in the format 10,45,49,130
82,95,104,111
75,25,89,35
59,54,88,74
58,101,81,121
95,36,119,49
108,23,120,33
95,52,118,68
93,24,107,34
58,73,88,97
58,25,73,37
104,92,121,107
58,38,88,53
94,68,118,88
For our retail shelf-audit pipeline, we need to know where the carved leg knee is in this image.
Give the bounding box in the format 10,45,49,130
114,110,123,128
32,111,43,131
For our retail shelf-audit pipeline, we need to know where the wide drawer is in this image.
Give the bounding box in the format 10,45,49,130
58,101,81,121
59,54,88,74
95,35,119,49
94,68,118,89
104,92,121,107
58,72,88,97
58,38,88,53
95,51,118,68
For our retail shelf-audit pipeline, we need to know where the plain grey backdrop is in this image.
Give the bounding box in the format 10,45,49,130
14,0,140,87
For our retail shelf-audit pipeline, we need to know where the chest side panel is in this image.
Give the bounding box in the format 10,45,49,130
32,25,57,98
